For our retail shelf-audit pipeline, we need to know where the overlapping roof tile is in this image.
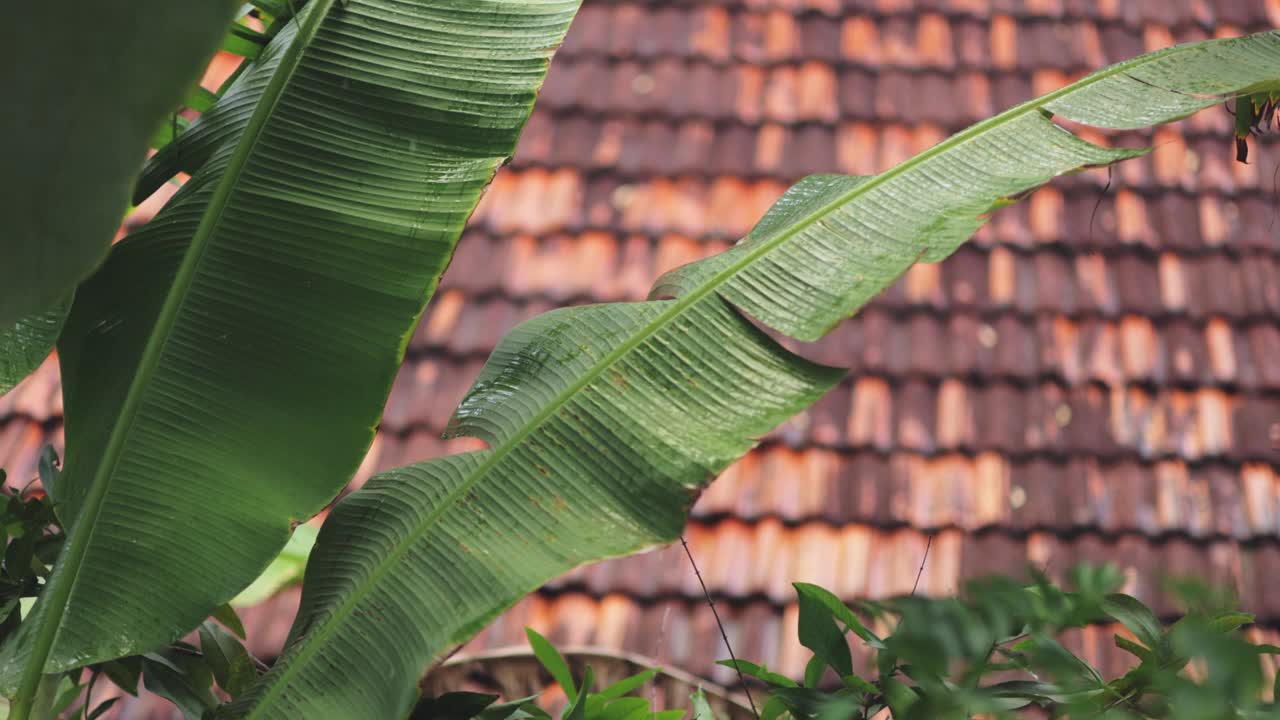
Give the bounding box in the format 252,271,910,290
3,2,1280,711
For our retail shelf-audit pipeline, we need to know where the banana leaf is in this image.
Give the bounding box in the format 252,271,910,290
0,2,239,328
226,30,1280,719
0,0,577,710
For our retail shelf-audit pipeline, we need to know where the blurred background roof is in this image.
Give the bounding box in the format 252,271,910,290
5,0,1280,715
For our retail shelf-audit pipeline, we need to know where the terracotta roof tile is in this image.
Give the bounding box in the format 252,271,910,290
9,2,1280,698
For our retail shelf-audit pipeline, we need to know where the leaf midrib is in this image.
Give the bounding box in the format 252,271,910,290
12,1,338,709
243,34,1195,716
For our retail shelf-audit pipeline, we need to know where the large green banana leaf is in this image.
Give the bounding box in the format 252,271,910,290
0,0,577,709
0,2,239,329
0,301,69,397
226,31,1280,719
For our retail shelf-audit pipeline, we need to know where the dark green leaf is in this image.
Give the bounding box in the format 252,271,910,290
49,675,84,717
597,697,650,720
0,2,240,328
212,604,247,640
841,673,877,695
221,30,264,58
183,85,221,113
148,113,190,152
101,657,143,696
3,0,563,692
562,666,593,720
715,659,797,689
1101,594,1165,655
803,655,826,689
141,654,217,720
0,301,69,398
759,696,788,720
475,695,543,720
794,582,879,645
882,677,919,718
597,668,657,701
412,692,499,720
199,620,257,696
1206,612,1255,634
250,0,290,17
86,697,121,720
36,447,59,502
1114,633,1154,662
768,687,849,718
797,584,854,678
527,629,576,703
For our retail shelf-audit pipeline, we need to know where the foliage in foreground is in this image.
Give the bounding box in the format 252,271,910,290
429,568,1280,720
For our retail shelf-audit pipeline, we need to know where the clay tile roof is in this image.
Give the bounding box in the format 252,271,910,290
5,2,1280,710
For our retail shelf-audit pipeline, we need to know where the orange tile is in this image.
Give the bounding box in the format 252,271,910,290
1029,187,1063,243
1242,464,1277,533
1143,24,1175,53
990,15,1017,70
1195,390,1233,457
1076,22,1105,68
595,594,634,649
764,10,797,60
880,22,915,66
875,0,913,13
593,119,624,166
877,125,914,168
803,0,841,14
848,377,892,449
200,51,242,92
614,235,655,301
1151,128,1189,186
958,72,993,120
988,246,1016,304
1024,0,1062,14
836,123,879,176
1085,322,1121,386
1075,253,1114,311
840,17,880,64
1053,317,1082,385
915,14,954,68
949,0,989,15
1032,69,1069,98
1198,196,1229,245
706,178,751,237
654,235,706,276
1119,316,1156,379
903,262,942,305
690,7,731,62
1205,319,1237,382
1157,253,1185,311
763,66,798,123
973,453,1010,528
1214,24,1243,40
797,62,837,122
754,123,786,173
734,65,765,124
911,124,946,154
423,289,465,342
